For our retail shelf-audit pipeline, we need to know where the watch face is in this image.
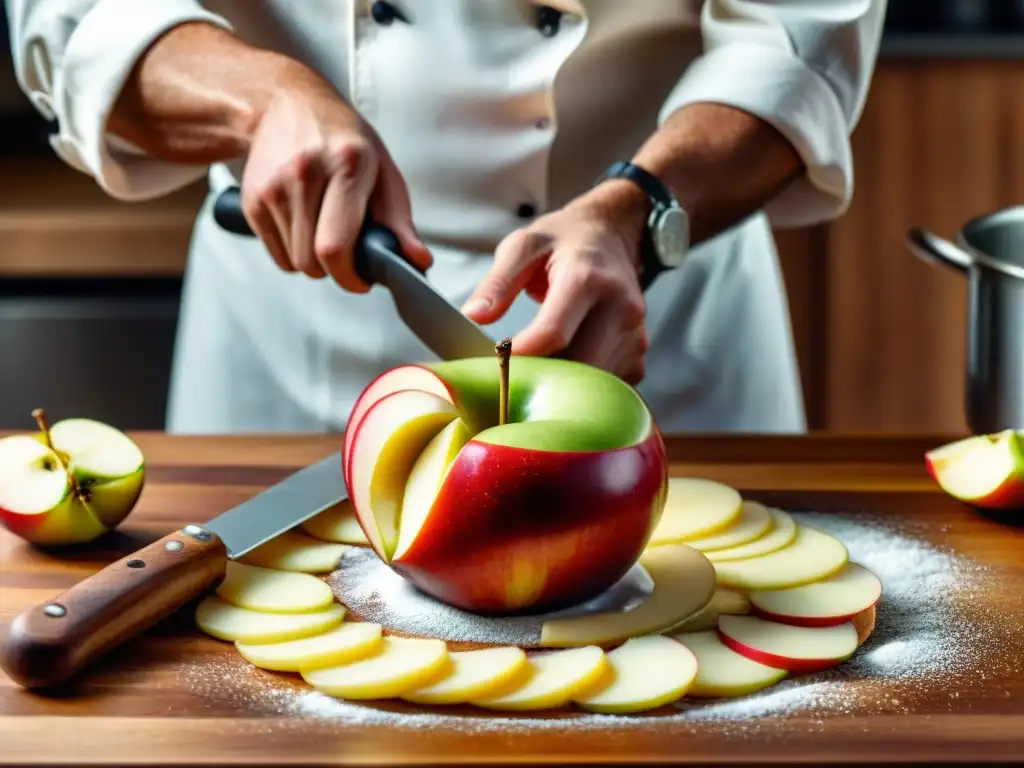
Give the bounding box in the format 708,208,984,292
653,207,689,268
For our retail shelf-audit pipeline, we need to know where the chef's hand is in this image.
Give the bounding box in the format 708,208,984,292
462,182,651,383
241,75,432,291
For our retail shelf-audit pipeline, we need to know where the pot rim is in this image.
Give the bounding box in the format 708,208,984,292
957,205,1024,281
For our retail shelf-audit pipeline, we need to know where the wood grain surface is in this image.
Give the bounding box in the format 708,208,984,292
2,432,1024,767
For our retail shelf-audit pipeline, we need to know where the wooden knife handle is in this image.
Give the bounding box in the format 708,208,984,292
0,525,228,689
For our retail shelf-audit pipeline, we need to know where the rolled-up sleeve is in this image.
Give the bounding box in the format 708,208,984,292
659,0,886,227
6,0,233,200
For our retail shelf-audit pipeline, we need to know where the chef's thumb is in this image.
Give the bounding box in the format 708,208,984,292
462,229,548,324
369,159,433,273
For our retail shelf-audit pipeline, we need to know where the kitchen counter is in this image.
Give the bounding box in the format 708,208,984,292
2,432,1023,767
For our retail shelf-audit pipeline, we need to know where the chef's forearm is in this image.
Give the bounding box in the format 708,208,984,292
107,22,324,164
631,103,805,245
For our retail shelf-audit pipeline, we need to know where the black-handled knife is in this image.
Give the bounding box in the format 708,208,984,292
212,186,495,360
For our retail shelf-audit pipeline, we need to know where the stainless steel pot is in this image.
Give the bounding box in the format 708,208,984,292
907,207,1024,434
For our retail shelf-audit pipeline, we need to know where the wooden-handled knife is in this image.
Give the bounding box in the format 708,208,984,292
0,452,350,689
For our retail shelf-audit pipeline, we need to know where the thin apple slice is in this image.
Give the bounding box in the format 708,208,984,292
343,365,454,481
683,501,773,552
302,636,450,699
235,622,383,672
647,478,743,546
215,561,334,613
573,635,698,714
925,431,1024,509
471,646,609,711
673,629,787,697
194,595,345,644
394,417,471,559
660,587,751,634
749,562,882,627
705,508,797,562
713,525,848,590
539,543,716,648
402,646,528,705
717,614,858,674
346,390,459,560
301,500,369,545
239,530,349,573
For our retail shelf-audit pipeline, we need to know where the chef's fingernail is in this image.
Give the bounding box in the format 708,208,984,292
462,298,490,316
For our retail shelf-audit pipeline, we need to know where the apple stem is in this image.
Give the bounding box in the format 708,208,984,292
32,408,84,501
496,337,512,426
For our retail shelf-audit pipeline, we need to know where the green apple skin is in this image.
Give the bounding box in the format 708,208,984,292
0,421,146,547
345,356,669,615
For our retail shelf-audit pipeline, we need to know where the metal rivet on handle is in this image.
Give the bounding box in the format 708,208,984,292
183,525,212,542
127,559,145,569
44,604,67,618
165,540,185,552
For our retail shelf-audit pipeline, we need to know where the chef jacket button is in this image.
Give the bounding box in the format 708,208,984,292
371,1,408,25
537,6,562,37
517,202,538,219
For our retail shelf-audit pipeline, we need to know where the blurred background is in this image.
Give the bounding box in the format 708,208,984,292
0,2,1019,434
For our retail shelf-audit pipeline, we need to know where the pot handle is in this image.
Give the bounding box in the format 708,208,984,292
906,227,973,274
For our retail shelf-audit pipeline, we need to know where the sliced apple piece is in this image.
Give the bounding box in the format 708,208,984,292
471,646,608,711
539,543,716,648
302,636,450,699
749,562,881,627
718,614,858,674
394,417,471,559
342,364,454,482
301,499,369,545
573,635,698,714
713,587,751,615
402,646,528,705
214,561,334,613
239,530,349,573
346,390,459,560
713,525,848,591
673,629,787,697
660,587,751,634
235,622,383,672
925,430,1024,509
648,478,743,546
683,500,773,552
194,595,345,644
705,508,797,562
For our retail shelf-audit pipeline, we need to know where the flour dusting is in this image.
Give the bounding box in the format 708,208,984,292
178,509,1022,731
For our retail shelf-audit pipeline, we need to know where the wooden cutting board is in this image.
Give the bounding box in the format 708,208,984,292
2,433,1024,766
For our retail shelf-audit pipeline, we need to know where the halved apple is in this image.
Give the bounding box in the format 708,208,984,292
717,614,858,674
0,412,145,546
749,562,881,627
925,431,1024,509
344,355,668,615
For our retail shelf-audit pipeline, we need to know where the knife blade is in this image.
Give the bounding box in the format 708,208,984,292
0,452,348,690
213,186,496,360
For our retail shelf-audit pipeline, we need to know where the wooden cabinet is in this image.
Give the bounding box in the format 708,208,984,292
778,58,1024,434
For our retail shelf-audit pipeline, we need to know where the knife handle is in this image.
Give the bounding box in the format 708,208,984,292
0,526,228,690
211,185,423,286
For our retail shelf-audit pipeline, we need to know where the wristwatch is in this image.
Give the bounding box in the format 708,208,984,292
595,161,690,290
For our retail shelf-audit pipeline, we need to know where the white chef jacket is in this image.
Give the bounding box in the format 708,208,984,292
6,0,886,435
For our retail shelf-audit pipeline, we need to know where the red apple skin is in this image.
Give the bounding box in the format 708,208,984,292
717,629,853,674
749,604,878,629
390,430,668,615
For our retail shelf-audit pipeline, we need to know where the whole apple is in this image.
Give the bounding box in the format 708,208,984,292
0,409,146,546
344,343,669,615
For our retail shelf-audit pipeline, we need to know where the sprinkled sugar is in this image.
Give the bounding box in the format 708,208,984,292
178,509,1024,730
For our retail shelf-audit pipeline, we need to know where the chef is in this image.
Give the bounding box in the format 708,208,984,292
6,0,886,435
